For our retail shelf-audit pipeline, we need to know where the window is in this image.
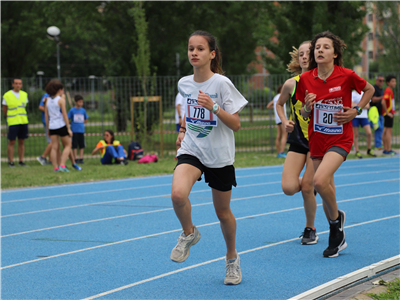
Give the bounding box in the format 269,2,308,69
369,51,373,59
368,13,373,22
368,32,373,40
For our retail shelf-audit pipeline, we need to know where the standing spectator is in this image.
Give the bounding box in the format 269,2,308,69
36,93,53,165
370,75,385,149
45,79,77,172
68,95,89,164
267,84,287,158
351,91,376,158
174,92,185,159
2,78,29,167
382,75,398,155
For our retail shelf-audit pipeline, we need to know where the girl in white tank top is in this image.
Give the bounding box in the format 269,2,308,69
47,95,66,130
44,79,75,172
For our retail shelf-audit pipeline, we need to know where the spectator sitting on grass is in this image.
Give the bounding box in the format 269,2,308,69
91,129,128,165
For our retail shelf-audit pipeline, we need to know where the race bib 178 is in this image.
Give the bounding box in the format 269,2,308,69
314,103,343,135
186,104,218,127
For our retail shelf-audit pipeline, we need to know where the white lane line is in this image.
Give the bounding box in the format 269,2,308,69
0,181,281,218
2,157,396,194
1,193,398,269
80,215,400,300
1,183,173,204
2,161,397,203
1,174,174,193
2,177,397,219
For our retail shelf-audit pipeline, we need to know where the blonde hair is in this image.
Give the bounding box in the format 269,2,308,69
286,41,311,75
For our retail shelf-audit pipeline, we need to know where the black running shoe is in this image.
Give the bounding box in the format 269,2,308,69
8,162,15,168
18,161,28,167
300,227,319,245
323,210,347,258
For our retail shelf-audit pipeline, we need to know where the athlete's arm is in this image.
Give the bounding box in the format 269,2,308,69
276,78,295,133
197,90,241,132
334,82,375,125
176,114,186,148
59,95,73,137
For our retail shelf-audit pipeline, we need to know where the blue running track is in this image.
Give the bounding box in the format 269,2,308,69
1,157,399,299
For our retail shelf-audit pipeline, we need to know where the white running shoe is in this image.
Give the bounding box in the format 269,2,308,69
170,226,201,263
224,252,242,285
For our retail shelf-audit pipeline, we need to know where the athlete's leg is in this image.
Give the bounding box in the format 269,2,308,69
353,126,359,153
171,164,202,235
276,124,282,154
212,189,236,259
281,151,306,195
60,135,72,166
313,152,343,221
279,124,288,154
363,124,373,151
50,135,60,169
301,152,317,228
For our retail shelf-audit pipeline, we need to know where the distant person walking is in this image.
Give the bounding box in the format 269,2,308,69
382,75,398,155
267,84,287,158
370,75,385,149
351,90,376,158
2,78,29,167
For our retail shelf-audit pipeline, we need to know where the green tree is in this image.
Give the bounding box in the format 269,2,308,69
375,1,400,72
257,1,369,74
1,2,54,77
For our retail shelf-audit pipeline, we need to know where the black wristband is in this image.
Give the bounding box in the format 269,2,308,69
180,126,186,131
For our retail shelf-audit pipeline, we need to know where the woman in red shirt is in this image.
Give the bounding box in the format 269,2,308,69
296,31,374,258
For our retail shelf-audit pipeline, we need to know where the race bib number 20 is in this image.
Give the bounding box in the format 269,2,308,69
186,104,218,127
314,103,343,135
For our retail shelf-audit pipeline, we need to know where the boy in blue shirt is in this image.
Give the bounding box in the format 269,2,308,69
68,95,89,164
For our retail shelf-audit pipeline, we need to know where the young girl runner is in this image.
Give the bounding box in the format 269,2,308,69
275,41,322,245
296,31,374,257
170,30,248,285
44,79,73,172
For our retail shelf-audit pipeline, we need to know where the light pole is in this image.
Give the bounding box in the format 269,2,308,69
47,26,61,79
89,75,96,110
37,71,44,90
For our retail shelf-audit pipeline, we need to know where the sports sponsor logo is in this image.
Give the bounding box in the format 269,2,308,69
184,93,191,97
329,86,341,93
315,125,343,134
206,92,218,99
187,98,198,105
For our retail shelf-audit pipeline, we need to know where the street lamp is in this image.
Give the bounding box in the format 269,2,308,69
89,75,96,110
47,26,61,79
37,71,44,90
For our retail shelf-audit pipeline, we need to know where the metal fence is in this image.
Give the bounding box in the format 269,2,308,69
1,72,399,161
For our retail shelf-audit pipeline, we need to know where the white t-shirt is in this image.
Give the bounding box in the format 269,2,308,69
47,96,66,130
351,90,368,119
175,93,185,124
177,73,248,168
272,93,286,124
2,90,29,105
